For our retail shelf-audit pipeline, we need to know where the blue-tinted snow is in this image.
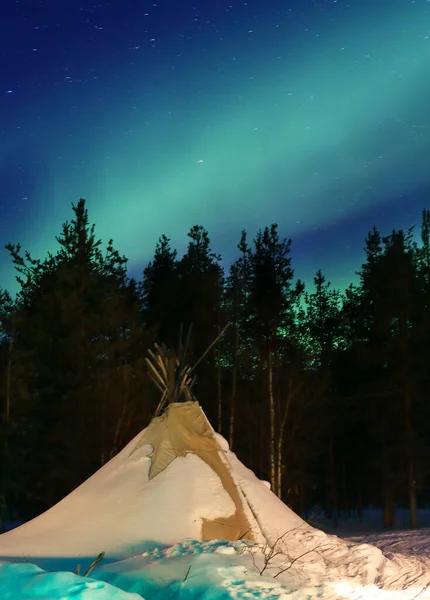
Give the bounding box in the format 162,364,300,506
3,538,430,600
0,560,142,600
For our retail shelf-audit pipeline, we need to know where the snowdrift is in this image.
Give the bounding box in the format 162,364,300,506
0,402,309,560
0,400,407,599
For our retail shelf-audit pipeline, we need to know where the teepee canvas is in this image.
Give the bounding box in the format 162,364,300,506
0,345,307,562
131,400,256,543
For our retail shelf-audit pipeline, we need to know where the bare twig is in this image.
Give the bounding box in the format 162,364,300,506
190,323,230,373
75,551,105,578
273,546,322,578
84,551,105,577
248,526,323,580
411,580,430,600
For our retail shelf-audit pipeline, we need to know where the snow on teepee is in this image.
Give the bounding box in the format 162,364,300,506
0,343,329,566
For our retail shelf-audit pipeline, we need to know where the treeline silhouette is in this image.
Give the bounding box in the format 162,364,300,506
1,198,430,531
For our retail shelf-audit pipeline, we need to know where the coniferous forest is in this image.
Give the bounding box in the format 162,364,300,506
1,198,430,531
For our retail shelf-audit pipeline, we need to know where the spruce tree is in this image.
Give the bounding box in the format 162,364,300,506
4,199,136,512
247,224,304,497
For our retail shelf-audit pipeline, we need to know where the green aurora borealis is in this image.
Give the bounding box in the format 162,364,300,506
2,0,430,291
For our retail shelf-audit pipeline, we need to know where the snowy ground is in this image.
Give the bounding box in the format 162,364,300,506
2,532,430,600
348,528,430,558
1,404,430,600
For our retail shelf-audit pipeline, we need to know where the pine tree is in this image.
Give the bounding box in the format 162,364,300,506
353,225,423,528
140,234,179,348
224,230,252,449
302,270,342,524
4,199,135,512
304,269,342,367
378,228,421,528
178,226,225,425
247,224,304,497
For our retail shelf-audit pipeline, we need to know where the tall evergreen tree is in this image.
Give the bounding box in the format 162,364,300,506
378,228,421,529
247,224,304,496
304,269,342,367
4,199,140,512
140,234,179,348
353,226,423,528
224,230,252,448
302,271,342,524
177,226,225,425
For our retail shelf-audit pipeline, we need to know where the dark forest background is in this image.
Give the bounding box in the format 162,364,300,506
1,199,430,532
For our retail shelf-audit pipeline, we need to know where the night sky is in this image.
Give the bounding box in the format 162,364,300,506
1,0,429,293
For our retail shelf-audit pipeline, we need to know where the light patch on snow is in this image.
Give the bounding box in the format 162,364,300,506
215,545,236,555
93,539,430,600
334,580,430,600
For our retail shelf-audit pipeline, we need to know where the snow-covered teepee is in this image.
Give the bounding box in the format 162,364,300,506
0,344,309,562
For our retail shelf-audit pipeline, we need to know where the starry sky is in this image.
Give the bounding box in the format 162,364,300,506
1,0,430,293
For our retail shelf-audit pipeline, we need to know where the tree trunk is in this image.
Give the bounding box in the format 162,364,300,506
259,413,265,481
399,311,417,530
383,485,395,528
268,347,276,495
276,433,283,499
276,383,286,500
100,376,106,466
276,378,302,502
329,436,339,528
1,336,12,533
217,323,222,434
111,362,130,459
381,438,395,528
299,478,306,519
405,384,418,529
357,488,363,523
228,325,238,450
408,457,418,529
342,463,348,517
5,338,11,425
